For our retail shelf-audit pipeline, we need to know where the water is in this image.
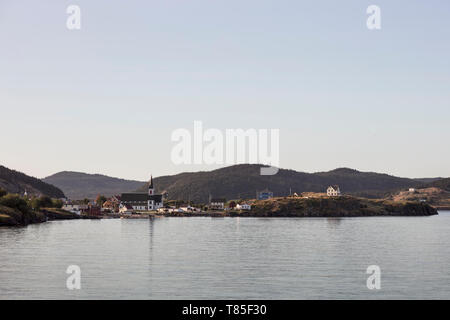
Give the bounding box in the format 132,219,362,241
1,212,450,299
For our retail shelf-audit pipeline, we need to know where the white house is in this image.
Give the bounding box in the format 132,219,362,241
180,206,196,212
236,203,251,210
210,198,225,210
327,185,341,197
62,204,87,215
409,188,416,193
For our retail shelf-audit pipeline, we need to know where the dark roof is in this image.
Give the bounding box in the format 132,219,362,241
149,176,153,189
121,193,150,202
210,198,226,203
120,193,163,203
329,185,340,190
149,194,162,202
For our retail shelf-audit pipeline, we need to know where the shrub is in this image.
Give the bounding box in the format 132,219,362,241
29,196,63,210
39,196,54,208
0,194,31,214
52,199,64,208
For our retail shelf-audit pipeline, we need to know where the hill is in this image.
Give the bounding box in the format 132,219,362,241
422,178,450,192
45,165,437,202
136,164,424,203
0,165,65,198
43,171,146,199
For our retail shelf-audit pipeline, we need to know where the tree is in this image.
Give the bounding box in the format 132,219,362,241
0,188,7,198
228,201,237,209
29,197,41,210
96,195,107,207
0,194,30,214
52,199,64,208
39,196,53,208
28,196,62,210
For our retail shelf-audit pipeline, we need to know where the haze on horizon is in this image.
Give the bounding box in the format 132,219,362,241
1,0,449,181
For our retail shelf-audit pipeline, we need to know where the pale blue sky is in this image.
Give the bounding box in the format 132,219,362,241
0,0,449,180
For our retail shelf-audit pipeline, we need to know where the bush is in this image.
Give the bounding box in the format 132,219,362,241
0,188,7,198
52,199,64,208
0,194,31,214
29,196,63,210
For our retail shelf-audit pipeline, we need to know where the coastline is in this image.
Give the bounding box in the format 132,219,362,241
0,196,439,227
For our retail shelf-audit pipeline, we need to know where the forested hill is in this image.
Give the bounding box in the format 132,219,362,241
0,165,65,198
421,178,450,192
136,165,424,203
44,164,438,202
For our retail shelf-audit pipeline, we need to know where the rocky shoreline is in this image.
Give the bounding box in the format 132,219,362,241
244,196,438,217
0,207,100,227
1,196,439,226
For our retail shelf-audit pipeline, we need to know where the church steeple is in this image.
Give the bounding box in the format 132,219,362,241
148,175,154,195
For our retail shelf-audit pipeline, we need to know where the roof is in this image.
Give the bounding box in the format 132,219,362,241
149,194,162,202
121,193,149,202
328,185,340,190
210,198,226,203
120,193,163,203
149,175,153,189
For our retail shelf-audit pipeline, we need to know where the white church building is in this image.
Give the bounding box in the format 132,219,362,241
120,176,164,211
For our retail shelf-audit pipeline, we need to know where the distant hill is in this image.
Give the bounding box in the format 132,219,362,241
136,164,424,203
43,171,146,199
422,178,450,192
0,165,65,198
413,177,444,184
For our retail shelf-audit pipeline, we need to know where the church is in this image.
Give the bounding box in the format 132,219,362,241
120,176,163,211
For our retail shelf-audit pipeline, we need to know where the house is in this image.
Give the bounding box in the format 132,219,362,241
327,185,341,197
62,203,88,215
210,198,226,210
120,176,164,211
119,204,134,214
180,206,196,212
256,189,273,200
236,203,251,210
102,195,121,213
84,205,102,216
409,188,416,193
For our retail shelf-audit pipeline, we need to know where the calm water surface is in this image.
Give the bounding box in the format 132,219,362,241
1,212,450,299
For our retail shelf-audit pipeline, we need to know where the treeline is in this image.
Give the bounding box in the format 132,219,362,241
0,188,63,214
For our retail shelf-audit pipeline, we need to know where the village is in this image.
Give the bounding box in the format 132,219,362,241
60,175,344,218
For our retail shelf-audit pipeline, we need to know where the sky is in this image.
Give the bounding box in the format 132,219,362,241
0,0,449,181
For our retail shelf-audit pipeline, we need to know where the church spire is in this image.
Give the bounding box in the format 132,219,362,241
148,175,154,195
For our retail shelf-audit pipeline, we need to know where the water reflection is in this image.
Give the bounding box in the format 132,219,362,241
326,218,342,228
